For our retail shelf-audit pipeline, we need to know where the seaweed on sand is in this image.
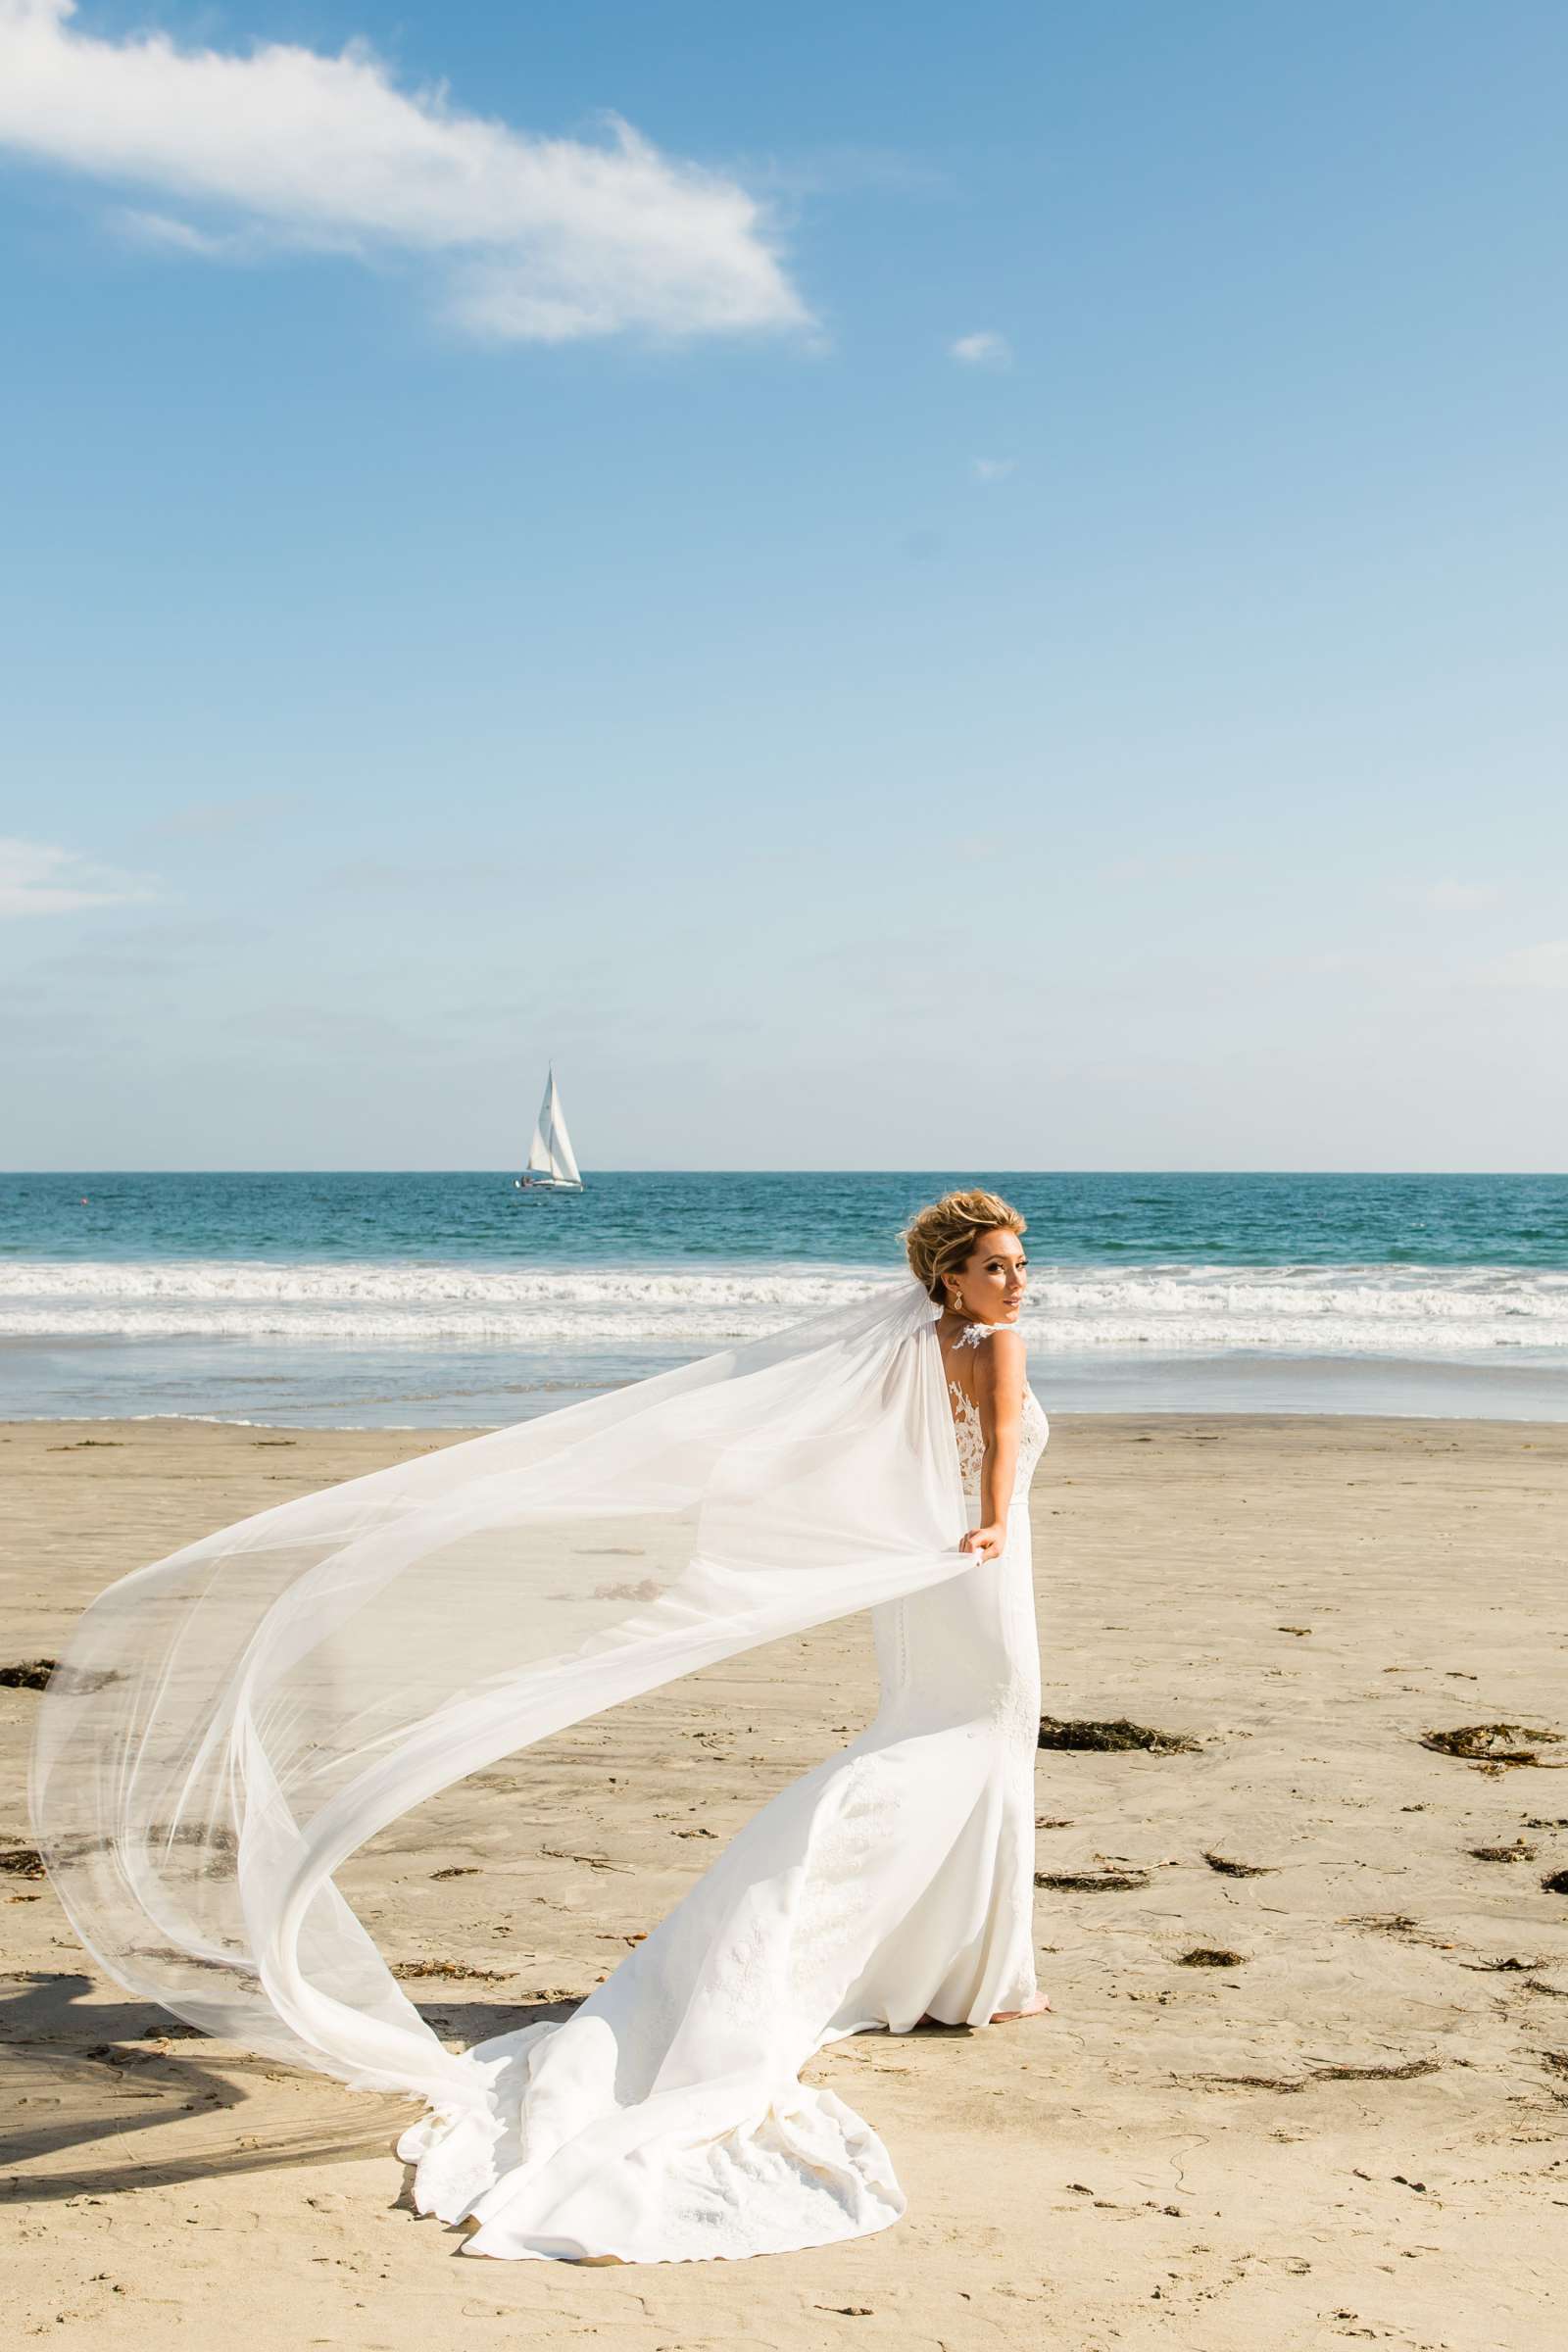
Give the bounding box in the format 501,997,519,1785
390,1958,513,1984
0,1658,121,1694
1202,1850,1276,1878
1035,1869,1150,1892
1420,1723,1563,1768
1038,1715,1200,1755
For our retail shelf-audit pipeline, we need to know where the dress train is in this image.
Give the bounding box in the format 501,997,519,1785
397,1389,1049,2264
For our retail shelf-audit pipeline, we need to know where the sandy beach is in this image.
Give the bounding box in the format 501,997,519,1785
4,1410,1566,2349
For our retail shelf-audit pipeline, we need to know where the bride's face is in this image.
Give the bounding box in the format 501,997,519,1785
952,1229,1027,1324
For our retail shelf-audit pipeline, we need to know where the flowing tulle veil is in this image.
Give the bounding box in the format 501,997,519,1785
28,1275,974,2118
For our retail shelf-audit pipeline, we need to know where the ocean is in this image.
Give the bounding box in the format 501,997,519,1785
2,1169,1565,1426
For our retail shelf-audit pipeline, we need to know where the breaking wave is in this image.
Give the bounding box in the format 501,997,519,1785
3,1257,1566,1356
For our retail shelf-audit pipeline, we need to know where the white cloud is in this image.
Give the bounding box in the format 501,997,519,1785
970,456,1015,483
742,145,951,200
0,0,808,344
0,837,158,919
109,205,241,257
950,330,1011,368
1477,940,1568,989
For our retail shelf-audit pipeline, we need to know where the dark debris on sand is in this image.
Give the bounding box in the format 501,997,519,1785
0,1660,57,1690
1036,1869,1150,1892
1459,1954,1557,1974
1198,2057,1441,2092
1311,2058,1441,2082
1420,1722,1565,1768
0,1657,122,1695
390,1958,513,1983
1038,1715,1200,1755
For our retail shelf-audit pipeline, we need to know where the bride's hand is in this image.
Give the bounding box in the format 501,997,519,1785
959,1522,1005,1562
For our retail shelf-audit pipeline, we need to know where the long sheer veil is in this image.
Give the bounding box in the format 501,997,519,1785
28,1276,971,2116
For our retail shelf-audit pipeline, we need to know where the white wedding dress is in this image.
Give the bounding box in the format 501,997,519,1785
395,1342,1050,2264
30,1279,1048,2273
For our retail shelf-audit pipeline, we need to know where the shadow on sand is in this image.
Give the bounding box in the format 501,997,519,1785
0,1971,582,2203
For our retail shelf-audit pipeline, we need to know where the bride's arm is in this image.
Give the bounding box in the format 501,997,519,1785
961,1328,1025,1560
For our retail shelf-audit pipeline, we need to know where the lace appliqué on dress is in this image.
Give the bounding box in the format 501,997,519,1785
948,1383,986,1495
947,1382,1049,1502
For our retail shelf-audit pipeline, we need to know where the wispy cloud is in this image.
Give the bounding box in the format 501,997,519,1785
970,456,1015,484
149,792,302,840
109,205,244,258
1392,879,1504,913
1100,853,1214,887
0,837,158,919
319,858,505,896
741,145,951,201
0,0,809,344
1477,940,1568,989
950,330,1011,368
27,917,247,976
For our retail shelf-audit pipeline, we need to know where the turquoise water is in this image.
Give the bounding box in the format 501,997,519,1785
8,1168,1568,1268
2,1170,1565,1424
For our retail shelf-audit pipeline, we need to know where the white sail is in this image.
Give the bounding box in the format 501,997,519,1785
521,1066,583,1188
523,1087,553,1174
543,1071,582,1187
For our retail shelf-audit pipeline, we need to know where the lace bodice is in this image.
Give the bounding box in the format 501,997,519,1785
945,1324,1050,1502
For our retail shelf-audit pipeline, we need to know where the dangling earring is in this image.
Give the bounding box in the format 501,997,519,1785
946,1289,964,1319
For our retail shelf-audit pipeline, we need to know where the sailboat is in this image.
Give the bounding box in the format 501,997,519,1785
514,1063,584,1194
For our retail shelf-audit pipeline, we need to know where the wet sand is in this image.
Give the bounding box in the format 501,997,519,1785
3,1412,1566,2349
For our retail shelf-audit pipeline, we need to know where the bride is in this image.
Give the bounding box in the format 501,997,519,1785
30,1188,1052,2266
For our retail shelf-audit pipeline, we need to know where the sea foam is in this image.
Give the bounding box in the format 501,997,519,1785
2,1257,1565,1356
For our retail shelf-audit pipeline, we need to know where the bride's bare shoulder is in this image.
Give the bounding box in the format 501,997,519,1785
972,1325,1026,1397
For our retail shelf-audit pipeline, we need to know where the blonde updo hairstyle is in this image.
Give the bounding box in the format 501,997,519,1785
902,1187,1027,1309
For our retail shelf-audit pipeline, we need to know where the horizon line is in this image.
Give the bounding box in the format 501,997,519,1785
4,1166,1564,1182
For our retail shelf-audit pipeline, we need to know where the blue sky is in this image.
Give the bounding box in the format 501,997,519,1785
2,0,1564,1171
